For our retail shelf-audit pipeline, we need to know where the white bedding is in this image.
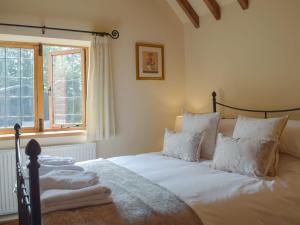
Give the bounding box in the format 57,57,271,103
108,152,300,225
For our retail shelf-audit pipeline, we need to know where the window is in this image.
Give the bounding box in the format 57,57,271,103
43,46,86,129
0,41,87,134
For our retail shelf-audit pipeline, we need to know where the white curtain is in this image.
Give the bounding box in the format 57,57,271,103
86,36,115,141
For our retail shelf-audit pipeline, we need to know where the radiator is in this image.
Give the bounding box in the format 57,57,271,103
0,142,96,215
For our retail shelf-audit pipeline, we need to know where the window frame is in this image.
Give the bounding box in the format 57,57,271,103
0,41,88,135
47,49,87,129
0,41,40,134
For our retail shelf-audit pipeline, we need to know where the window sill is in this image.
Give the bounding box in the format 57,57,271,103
0,130,86,141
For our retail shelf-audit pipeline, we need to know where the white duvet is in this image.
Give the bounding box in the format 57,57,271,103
108,152,300,225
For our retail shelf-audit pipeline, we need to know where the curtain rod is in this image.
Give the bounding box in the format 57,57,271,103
0,22,120,39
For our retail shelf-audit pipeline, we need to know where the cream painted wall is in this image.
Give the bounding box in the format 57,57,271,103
184,0,300,118
0,0,185,157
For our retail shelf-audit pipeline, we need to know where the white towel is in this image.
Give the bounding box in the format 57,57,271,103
41,184,111,203
39,164,84,176
38,155,75,166
41,184,112,214
40,170,99,191
42,196,112,214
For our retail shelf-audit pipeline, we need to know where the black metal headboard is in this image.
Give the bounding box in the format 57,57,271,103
212,91,300,118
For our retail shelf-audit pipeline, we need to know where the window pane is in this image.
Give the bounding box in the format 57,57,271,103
0,47,4,58
21,59,33,78
7,78,20,96
74,96,82,114
0,78,5,97
21,97,34,127
6,97,20,116
21,49,34,59
7,58,20,78
0,118,6,128
50,51,83,126
22,116,34,127
21,97,34,116
0,59,4,76
43,45,78,128
6,48,20,58
21,78,34,97
0,46,34,128
0,97,5,117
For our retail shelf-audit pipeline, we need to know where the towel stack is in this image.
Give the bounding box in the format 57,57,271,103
38,155,84,176
38,155,112,214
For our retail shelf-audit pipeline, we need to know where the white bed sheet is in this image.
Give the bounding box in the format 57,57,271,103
108,152,300,225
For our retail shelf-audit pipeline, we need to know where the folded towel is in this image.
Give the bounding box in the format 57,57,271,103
38,155,75,166
41,184,111,203
41,184,112,214
39,164,84,176
42,196,112,214
40,170,99,191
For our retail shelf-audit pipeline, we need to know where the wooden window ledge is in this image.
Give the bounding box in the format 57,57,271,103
0,130,86,141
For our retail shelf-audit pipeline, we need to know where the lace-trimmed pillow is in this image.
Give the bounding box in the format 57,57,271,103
162,129,205,162
233,115,288,176
211,134,277,177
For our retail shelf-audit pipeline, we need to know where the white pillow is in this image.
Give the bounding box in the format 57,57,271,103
233,115,288,176
218,119,236,137
182,112,220,160
211,134,277,177
233,115,288,140
162,129,205,161
280,120,300,159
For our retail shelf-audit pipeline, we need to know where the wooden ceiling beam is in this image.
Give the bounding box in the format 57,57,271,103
203,0,221,20
237,0,249,10
176,0,200,28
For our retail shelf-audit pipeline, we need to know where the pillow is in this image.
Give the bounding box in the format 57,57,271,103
218,119,236,137
233,115,288,140
211,134,277,177
279,120,300,159
233,115,288,176
162,129,205,161
182,112,220,160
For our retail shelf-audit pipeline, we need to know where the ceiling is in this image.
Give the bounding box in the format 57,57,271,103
166,0,236,24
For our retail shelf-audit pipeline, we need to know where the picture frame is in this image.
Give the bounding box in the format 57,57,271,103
136,43,164,80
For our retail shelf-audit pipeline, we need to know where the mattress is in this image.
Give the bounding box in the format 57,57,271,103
109,152,300,225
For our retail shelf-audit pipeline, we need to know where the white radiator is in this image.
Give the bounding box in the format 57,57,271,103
0,142,96,215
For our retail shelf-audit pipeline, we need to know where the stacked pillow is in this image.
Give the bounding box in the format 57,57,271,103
163,112,291,178
182,112,220,160
163,112,220,161
212,134,277,177
212,116,288,177
163,129,205,162
219,118,300,160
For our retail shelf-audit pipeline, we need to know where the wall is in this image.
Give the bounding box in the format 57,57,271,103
184,0,300,118
0,0,185,157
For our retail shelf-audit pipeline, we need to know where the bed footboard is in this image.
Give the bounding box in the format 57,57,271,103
14,124,42,225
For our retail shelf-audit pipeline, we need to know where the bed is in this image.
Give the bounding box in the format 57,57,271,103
15,92,300,225
109,152,300,225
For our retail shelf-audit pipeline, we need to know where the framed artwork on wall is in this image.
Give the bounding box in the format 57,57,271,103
136,43,164,80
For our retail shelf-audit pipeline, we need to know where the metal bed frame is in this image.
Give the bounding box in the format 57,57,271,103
14,124,41,225
212,91,300,118
14,91,300,225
